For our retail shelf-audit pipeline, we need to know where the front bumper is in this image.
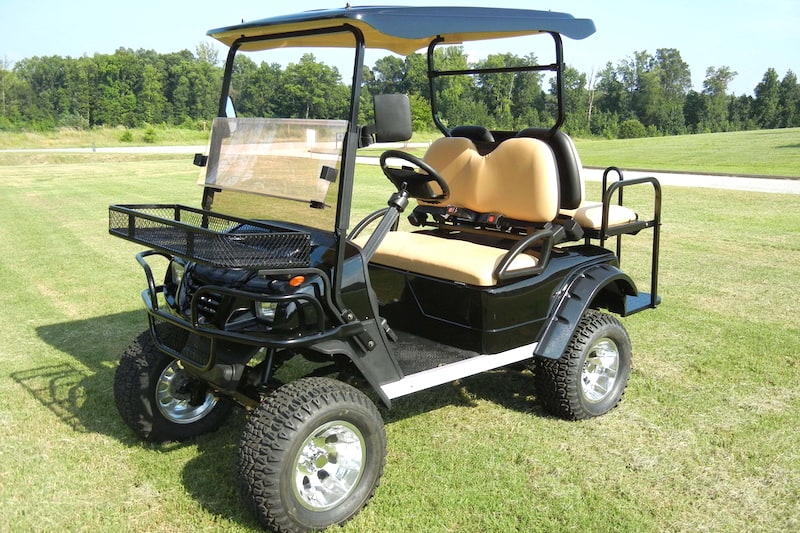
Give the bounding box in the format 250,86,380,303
136,250,364,371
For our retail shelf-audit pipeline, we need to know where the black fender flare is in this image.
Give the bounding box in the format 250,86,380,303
534,263,637,360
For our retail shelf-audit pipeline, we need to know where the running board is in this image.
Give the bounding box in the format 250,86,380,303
380,342,538,400
623,292,661,316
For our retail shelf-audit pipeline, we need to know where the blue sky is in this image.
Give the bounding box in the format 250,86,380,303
1,0,797,96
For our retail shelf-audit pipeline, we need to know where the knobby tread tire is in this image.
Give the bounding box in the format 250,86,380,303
238,377,386,533
113,327,233,442
534,310,631,420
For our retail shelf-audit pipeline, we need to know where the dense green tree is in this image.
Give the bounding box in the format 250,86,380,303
551,65,590,135
588,109,621,138
510,54,546,129
1,44,798,139
278,53,348,119
701,66,737,132
409,93,435,131
619,118,647,138
473,53,525,128
594,62,631,121
401,53,430,99
651,48,692,134
138,63,167,124
370,55,405,95
0,58,28,128
728,94,756,131
777,70,800,127
623,49,691,134
753,68,781,128
683,90,704,132
429,46,472,127
231,56,282,118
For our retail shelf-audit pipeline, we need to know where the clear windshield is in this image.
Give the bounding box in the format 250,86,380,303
200,117,348,230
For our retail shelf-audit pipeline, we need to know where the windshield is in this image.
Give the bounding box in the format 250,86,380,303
201,117,348,235
201,26,360,232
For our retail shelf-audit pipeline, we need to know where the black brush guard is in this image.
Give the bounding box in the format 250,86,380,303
109,204,366,371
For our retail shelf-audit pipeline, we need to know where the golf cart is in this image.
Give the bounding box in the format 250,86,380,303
109,6,661,532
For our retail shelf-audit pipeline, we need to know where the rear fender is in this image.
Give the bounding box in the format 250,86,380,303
534,264,636,360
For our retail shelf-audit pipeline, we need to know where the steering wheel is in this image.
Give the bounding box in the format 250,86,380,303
379,150,450,203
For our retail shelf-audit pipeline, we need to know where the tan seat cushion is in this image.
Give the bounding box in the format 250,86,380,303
355,232,538,286
561,200,638,230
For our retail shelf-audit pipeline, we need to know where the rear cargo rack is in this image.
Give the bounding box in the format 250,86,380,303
109,204,311,269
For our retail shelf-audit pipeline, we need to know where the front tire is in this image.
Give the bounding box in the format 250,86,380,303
114,328,233,442
238,377,386,533
534,310,631,420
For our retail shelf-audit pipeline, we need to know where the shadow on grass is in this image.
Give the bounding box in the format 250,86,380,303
30,310,260,528
383,367,546,424
30,310,550,528
22,310,144,440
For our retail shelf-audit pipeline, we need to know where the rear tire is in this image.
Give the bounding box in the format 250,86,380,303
534,310,631,420
238,377,386,533
114,327,233,442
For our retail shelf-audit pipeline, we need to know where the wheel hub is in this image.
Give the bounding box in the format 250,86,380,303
293,421,366,511
169,373,194,401
155,361,219,424
581,338,620,403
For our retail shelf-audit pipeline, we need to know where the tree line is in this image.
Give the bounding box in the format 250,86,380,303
1,44,798,139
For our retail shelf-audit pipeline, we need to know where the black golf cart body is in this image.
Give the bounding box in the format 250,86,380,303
109,6,661,531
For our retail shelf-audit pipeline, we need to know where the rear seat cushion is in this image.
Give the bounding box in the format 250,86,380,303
562,201,638,229
355,232,538,286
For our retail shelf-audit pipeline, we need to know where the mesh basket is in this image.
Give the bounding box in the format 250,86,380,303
109,204,311,269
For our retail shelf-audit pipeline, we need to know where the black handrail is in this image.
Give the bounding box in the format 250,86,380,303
598,175,662,309
494,229,555,282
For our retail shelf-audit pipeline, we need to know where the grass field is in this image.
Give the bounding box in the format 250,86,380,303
2,126,800,177
360,127,800,178
0,149,798,532
576,127,800,178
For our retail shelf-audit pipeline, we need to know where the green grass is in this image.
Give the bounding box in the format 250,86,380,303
5,126,800,178
575,127,800,178
0,152,798,532
0,125,211,150
360,127,800,178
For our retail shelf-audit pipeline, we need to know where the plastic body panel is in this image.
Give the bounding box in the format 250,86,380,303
368,244,622,354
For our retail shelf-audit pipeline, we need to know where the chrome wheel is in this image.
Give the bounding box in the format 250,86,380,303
155,360,218,424
581,337,620,403
238,378,386,531
534,310,631,420
293,421,367,511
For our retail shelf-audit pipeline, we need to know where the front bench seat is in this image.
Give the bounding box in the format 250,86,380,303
363,137,559,286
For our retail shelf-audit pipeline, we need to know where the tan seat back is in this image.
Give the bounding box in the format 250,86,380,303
422,137,559,223
420,137,481,208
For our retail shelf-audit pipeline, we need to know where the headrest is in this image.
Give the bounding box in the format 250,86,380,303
449,125,495,143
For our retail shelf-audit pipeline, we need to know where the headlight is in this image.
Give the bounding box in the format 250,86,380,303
170,260,185,286
256,301,277,320
164,259,186,309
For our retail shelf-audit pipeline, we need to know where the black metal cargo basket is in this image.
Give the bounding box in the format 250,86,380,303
109,204,312,269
